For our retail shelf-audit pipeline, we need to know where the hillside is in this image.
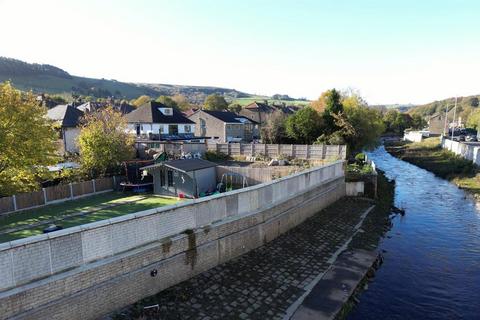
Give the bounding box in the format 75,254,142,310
0,57,249,103
407,94,480,123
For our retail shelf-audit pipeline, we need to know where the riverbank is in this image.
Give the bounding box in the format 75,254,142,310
385,137,480,197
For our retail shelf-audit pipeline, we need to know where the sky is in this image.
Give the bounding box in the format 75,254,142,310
0,0,479,104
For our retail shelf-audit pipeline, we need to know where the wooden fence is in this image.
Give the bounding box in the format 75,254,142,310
0,176,124,216
207,143,347,160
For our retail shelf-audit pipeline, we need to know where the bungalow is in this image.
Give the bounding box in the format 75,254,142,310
124,101,195,140
47,104,84,154
188,110,259,143
142,159,218,198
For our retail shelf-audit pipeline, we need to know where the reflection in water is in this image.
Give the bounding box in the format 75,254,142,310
348,146,480,320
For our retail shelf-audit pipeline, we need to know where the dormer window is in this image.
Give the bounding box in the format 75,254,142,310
158,108,173,116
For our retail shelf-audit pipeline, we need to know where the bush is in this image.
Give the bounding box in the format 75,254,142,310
204,150,230,162
354,153,366,164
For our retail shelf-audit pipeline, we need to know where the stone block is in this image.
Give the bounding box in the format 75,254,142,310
12,241,51,285
225,193,238,217
50,232,83,273
0,250,14,290
81,225,113,262
112,220,138,254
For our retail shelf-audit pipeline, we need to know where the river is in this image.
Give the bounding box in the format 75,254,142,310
348,146,480,319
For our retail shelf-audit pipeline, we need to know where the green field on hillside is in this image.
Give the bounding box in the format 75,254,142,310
232,96,310,107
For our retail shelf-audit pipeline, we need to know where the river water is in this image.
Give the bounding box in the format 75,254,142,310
348,146,480,320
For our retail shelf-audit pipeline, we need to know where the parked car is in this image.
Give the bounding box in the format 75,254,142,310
466,135,478,142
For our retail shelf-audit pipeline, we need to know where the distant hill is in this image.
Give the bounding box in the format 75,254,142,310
0,57,250,103
407,94,480,123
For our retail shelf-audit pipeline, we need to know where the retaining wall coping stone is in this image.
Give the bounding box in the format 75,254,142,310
80,219,111,231
47,226,83,239
8,233,49,248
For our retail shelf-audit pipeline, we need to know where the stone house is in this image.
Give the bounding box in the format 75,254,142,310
188,110,259,142
47,104,84,154
124,101,195,140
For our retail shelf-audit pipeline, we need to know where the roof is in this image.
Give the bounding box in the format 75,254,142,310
124,101,195,124
47,104,84,127
142,158,218,173
244,101,275,112
195,110,258,124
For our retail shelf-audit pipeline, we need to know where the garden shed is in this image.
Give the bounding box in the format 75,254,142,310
142,159,218,198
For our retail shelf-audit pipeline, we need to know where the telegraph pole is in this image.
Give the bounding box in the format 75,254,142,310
451,97,458,140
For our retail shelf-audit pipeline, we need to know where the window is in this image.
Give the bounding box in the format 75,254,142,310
184,125,191,133
167,170,174,186
159,126,164,133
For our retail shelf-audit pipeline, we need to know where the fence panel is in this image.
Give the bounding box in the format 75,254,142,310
72,181,94,197
0,196,15,214
95,177,114,192
45,184,71,202
16,191,44,210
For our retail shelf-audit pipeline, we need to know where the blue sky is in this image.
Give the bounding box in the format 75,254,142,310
1,0,479,104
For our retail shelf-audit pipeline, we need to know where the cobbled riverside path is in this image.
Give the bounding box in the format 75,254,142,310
109,198,373,320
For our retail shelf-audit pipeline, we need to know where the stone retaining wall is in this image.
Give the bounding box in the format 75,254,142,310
0,161,345,320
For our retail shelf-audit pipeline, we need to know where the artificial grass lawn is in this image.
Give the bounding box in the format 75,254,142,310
0,192,180,242
385,137,480,196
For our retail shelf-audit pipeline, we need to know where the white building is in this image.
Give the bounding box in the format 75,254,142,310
47,104,84,154
124,101,195,139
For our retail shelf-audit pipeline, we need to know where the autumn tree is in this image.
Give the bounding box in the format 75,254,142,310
227,103,242,113
204,94,228,111
78,107,135,177
0,82,58,196
156,95,179,109
285,107,323,144
130,95,151,107
261,110,288,143
172,94,191,111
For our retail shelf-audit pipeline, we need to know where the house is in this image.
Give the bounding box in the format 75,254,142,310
142,159,218,198
239,101,275,125
47,104,84,154
124,101,195,140
188,110,259,142
428,107,462,135
240,101,297,125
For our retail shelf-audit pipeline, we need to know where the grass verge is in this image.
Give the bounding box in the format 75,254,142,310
385,137,480,196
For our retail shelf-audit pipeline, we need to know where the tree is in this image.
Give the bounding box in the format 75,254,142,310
470,97,479,107
467,109,480,129
285,107,323,144
156,95,178,109
78,107,135,177
411,114,427,129
204,94,228,111
261,111,288,143
227,103,242,113
0,82,58,196
130,95,151,107
172,94,191,111
321,89,344,134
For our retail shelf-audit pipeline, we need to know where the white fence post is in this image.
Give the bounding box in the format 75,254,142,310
92,179,96,193
69,183,73,199
42,188,47,204
113,176,117,190
12,195,17,211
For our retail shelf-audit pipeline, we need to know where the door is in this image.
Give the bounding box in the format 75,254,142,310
169,125,178,136
135,124,141,136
